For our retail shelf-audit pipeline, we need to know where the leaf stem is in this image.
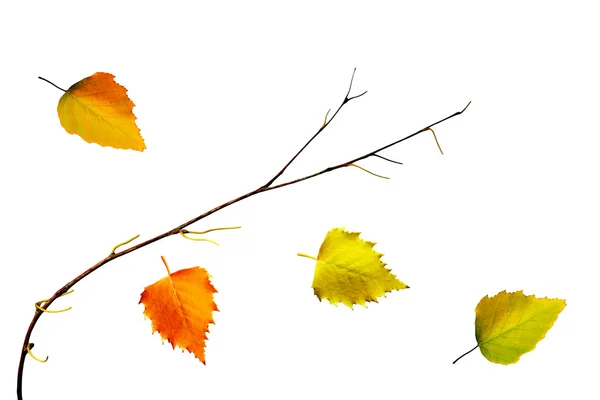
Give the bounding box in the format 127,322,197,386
17,71,470,400
38,76,67,92
452,344,479,364
160,256,172,275
297,253,318,261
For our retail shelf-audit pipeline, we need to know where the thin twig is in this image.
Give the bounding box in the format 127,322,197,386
263,101,471,192
17,72,469,400
373,154,403,165
262,68,367,188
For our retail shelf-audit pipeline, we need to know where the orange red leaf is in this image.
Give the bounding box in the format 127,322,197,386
57,72,145,151
140,263,218,363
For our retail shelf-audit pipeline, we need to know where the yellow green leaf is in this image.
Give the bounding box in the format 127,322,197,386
57,72,145,151
298,227,408,309
454,290,566,365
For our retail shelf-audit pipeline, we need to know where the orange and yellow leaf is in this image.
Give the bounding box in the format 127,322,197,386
57,72,145,151
299,227,408,309
140,262,217,363
474,290,566,364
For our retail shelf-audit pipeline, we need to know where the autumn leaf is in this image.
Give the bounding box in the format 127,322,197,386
298,227,408,308
139,257,217,363
454,290,566,365
46,72,145,150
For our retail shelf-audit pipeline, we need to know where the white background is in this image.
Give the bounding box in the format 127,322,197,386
1,1,599,399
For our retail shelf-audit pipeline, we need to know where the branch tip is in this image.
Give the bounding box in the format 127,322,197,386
346,68,357,98
262,69,368,188
345,68,367,101
461,101,472,113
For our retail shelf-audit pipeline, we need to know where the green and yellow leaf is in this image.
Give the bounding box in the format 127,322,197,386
455,290,566,365
298,227,408,309
475,290,566,364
